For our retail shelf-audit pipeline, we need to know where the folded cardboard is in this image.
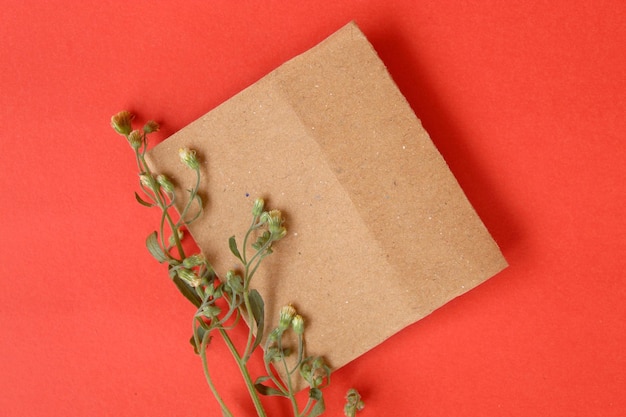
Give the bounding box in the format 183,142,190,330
147,21,507,379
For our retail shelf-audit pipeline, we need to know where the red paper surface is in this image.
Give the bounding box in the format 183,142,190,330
1,2,624,416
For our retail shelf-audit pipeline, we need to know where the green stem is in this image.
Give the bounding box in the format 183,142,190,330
241,290,256,363
136,151,186,259
178,166,201,223
300,398,314,416
218,327,267,417
241,216,259,266
245,242,270,283
241,236,273,362
278,334,301,417
199,327,234,417
290,334,304,375
261,331,289,396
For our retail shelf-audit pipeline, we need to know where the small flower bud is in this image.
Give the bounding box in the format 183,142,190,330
143,120,160,133
278,304,296,330
201,304,221,318
179,148,199,170
110,111,134,136
182,254,205,268
300,362,312,381
156,174,174,194
268,328,281,343
127,129,142,150
263,209,287,240
139,173,157,190
177,268,201,287
344,389,365,417
291,314,304,334
273,226,287,241
225,270,243,293
312,357,325,370
252,198,265,217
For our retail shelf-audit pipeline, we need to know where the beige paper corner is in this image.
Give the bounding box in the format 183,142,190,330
147,21,507,375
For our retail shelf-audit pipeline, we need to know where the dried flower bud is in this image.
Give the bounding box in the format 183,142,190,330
312,357,325,370
300,362,312,381
268,328,281,343
127,129,142,150
262,209,287,240
278,304,296,330
344,389,365,417
291,314,304,334
201,304,221,318
182,254,205,268
299,356,328,388
156,174,174,194
139,173,157,190
177,268,201,287
179,148,199,170
273,226,287,241
225,270,243,293
252,198,265,217
143,120,160,133
110,111,134,136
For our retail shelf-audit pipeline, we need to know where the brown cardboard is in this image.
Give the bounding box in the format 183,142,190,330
146,21,507,379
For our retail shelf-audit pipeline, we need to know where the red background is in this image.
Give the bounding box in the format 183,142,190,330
1,1,624,416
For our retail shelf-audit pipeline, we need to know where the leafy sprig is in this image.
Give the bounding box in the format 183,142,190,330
111,111,362,417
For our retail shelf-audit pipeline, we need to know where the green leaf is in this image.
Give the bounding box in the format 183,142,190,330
254,383,286,397
254,375,272,384
309,387,323,401
307,388,325,417
248,289,265,352
171,272,202,307
189,327,211,354
134,191,153,207
228,236,242,261
146,231,167,263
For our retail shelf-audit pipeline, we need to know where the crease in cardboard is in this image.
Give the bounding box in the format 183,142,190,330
146,21,508,386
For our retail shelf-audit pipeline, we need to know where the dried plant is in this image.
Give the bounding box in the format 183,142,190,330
111,111,362,417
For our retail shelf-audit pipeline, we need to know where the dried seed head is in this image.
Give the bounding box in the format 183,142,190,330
178,148,199,170
143,120,160,133
127,129,142,150
156,174,174,194
139,173,156,190
278,304,297,330
110,111,134,136
291,314,304,334
177,268,201,287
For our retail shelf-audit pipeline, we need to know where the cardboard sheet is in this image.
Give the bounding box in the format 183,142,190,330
147,21,507,376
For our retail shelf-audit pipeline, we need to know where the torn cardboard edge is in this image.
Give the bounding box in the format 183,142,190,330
147,21,507,385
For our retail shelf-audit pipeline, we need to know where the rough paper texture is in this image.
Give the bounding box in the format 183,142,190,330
147,22,507,374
